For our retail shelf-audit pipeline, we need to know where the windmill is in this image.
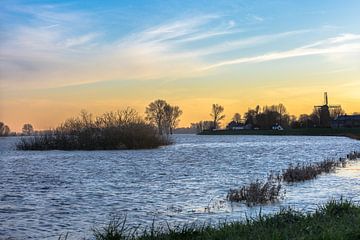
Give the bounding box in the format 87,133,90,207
314,92,341,128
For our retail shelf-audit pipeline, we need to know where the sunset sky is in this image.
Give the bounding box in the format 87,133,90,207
1,0,359,131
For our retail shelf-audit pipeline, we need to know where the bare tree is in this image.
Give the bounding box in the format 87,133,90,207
210,104,225,129
145,99,168,135
310,108,321,127
80,110,94,128
22,123,34,135
145,100,182,135
164,105,183,134
0,122,4,136
244,108,257,125
0,122,11,136
330,107,346,119
277,103,287,125
95,108,140,128
232,113,241,123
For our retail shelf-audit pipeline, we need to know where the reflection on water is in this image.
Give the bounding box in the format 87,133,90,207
0,135,359,239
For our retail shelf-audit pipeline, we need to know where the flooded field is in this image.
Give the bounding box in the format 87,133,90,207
1,135,359,239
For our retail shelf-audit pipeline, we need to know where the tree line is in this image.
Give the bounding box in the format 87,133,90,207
192,103,347,132
3,99,350,140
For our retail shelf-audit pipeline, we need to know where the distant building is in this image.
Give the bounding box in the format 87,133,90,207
272,124,284,131
331,115,360,128
226,121,244,130
244,124,253,130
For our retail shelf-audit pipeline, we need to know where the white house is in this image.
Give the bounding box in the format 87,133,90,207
272,125,284,131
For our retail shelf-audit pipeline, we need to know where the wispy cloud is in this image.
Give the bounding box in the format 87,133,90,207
1,2,360,91
329,33,360,43
188,29,312,57
63,33,99,48
201,34,360,70
0,9,240,89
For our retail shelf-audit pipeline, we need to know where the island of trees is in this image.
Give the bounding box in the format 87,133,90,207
16,100,182,150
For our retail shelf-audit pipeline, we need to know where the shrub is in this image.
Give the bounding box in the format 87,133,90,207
17,109,171,150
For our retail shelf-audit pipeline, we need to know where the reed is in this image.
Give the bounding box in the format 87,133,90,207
227,176,282,205
282,157,350,183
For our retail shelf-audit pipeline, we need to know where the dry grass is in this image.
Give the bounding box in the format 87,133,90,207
282,159,342,183
282,151,360,183
347,151,360,160
227,175,282,206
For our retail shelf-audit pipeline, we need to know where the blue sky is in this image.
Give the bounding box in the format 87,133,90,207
0,0,360,130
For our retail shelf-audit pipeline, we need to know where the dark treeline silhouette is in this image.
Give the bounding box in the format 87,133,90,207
17,107,172,150
244,104,290,129
193,102,347,132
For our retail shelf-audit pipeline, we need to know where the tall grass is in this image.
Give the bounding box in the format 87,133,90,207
282,159,344,183
281,152,360,183
347,151,360,160
227,175,282,205
228,151,360,205
17,109,171,150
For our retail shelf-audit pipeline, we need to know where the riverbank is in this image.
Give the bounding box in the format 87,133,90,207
90,199,360,240
199,128,360,140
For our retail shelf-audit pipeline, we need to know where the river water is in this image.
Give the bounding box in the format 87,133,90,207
1,135,360,239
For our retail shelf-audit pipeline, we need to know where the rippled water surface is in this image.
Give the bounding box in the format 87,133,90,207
1,135,360,239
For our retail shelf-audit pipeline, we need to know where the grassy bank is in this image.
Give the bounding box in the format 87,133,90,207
199,128,360,140
88,199,360,240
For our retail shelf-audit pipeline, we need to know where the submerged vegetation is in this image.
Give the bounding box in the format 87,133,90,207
227,176,282,205
347,151,360,160
227,151,360,205
282,158,345,183
282,151,360,183
88,199,360,240
17,108,171,150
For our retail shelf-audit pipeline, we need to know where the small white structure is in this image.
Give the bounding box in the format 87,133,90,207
232,126,244,130
272,125,284,131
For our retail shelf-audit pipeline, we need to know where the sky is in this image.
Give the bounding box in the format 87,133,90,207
0,0,359,131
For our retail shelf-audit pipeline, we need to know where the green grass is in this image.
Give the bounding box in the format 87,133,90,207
91,199,360,240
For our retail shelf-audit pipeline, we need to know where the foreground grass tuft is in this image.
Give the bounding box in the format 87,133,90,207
91,199,360,240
